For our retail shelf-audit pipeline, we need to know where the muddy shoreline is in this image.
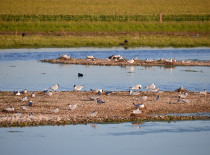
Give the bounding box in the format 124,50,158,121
0,90,209,127
41,57,210,66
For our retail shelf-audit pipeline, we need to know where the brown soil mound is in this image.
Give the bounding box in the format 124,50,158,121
0,90,209,127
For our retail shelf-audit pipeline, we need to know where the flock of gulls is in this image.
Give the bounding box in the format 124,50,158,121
58,54,194,64
2,54,208,118
3,81,208,117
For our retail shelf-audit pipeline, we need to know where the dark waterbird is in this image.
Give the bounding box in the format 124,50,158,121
78,73,83,77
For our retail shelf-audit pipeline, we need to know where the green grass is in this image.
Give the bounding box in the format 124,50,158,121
0,0,209,48
1,21,209,33
0,35,209,48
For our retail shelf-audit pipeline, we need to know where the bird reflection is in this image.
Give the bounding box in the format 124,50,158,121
132,122,144,131
89,124,98,129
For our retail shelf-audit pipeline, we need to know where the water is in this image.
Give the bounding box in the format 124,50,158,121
1,47,210,61
0,48,210,154
0,48,210,91
0,120,210,155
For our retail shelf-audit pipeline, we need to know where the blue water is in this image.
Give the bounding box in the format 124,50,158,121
0,48,210,91
0,120,210,155
0,47,210,61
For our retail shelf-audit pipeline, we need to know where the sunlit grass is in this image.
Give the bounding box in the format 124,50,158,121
1,21,209,32
0,35,209,48
0,0,209,15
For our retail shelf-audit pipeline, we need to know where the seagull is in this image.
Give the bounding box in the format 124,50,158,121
86,55,95,59
74,85,85,91
22,89,28,94
50,84,59,91
183,99,190,103
14,91,20,96
130,84,142,90
46,91,53,96
28,101,33,106
59,54,70,59
21,106,28,110
133,103,144,108
105,91,113,95
43,89,48,93
21,96,28,101
145,83,156,90
138,96,148,100
51,108,59,113
177,96,181,103
5,107,15,112
97,98,105,104
88,110,97,117
89,95,99,101
179,92,188,98
31,92,36,98
156,96,160,101
132,108,141,114
69,104,77,110
129,90,140,95
152,87,160,92
13,113,22,117
199,89,207,95
127,59,134,64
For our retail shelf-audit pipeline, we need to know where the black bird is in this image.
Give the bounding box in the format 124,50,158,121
156,96,160,101
22,33,26,37
78,73,83,77
124,39,128,44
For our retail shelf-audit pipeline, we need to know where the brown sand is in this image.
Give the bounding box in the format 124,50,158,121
41,57,210,66
0,90,210,127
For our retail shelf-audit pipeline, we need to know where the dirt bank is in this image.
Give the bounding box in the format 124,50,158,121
41,57,210,66
0,90,209,127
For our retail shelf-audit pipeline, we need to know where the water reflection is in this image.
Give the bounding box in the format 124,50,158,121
0,120,210,155
0,60,209,91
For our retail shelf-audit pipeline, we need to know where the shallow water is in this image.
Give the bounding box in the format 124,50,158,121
0,47,210,61
0,120,210,155
0,48,210,91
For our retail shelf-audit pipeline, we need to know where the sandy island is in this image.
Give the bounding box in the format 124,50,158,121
41,56,210,66
0,90,209,127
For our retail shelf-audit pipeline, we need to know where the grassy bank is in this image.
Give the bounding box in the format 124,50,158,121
1,35,209,48
1,21,209,33
0,0,209,48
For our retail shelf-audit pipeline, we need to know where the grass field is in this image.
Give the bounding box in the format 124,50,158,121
0,0,209,48
0,0,209,15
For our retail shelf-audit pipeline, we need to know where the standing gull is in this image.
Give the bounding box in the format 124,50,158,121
132,108,141,114
74,85,85,91
50,84,59,91
51,108,59,113
130,84,142,90
69,104,77,110
88,110,97,117
199,89,207,95
129,90,140,96
133,103,144,108
127,59,134,64
145,83,156,90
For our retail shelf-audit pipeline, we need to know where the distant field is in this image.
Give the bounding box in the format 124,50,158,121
0,0,209,48
0,0,209,15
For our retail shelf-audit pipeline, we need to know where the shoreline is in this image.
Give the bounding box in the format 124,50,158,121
0,90,209,127
41,57,210,66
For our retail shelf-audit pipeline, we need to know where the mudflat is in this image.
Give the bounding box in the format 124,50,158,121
0,90,209,127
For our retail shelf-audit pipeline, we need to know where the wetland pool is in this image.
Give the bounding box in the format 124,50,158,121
0,120,210,155
0,47,210,91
